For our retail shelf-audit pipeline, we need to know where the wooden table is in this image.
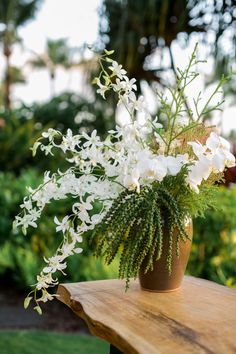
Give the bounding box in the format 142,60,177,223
57,276,236,354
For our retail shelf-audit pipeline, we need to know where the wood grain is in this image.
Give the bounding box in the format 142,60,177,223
57,276,236,354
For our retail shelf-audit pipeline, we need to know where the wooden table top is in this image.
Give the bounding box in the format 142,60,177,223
57,276,236,354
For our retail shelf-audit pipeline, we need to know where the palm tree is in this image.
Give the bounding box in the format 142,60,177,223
99,0,236,92
0,65,25,107
29,38,74,97
0,0,42,109
99,0,203,92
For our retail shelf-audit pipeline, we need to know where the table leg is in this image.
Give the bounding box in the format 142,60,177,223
110,344,123,354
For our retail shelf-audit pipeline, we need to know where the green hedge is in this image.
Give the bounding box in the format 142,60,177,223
0,92,115,174
0,169,118,288
188,186,236,287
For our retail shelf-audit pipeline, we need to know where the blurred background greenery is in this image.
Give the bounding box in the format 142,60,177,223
0,0,236,297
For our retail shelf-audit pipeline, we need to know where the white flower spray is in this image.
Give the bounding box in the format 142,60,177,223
15,46,235,313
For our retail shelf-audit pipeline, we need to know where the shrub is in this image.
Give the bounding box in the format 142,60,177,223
0,169,117,288
188,186,236,287
32,91,115,136
0,111,43,173
0,93,115,173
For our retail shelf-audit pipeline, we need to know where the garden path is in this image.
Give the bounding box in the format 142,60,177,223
0,285,88,333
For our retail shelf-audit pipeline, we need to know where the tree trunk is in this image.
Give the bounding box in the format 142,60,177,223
50,70,55,98
4,42,12,110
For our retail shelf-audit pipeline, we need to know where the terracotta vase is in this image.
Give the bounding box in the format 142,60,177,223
139,218,192,292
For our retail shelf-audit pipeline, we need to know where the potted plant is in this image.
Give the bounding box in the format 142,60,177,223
14,46,235,314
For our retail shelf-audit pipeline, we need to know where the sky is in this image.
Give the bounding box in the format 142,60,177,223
8,0,100,102
19,0,100,53
0,0,235,135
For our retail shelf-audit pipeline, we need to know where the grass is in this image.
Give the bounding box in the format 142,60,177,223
0,330,109,354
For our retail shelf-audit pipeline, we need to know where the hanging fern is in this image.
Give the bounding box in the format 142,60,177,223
93,173,207,288
93,165,222,288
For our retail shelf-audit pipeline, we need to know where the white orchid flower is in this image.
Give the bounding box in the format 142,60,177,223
42,128,58,141
112,77,137,93
83,130,101,148
36,273,57,290
187,156,212,193
109,61,127,79
60,129,79,152
96,78,109,99
15,214,37,229
206,132,220,151
206,132,230,151
138,156,167,182
129,92,146,112
43,255,67,274
38,289,56,303
166,155,186,176
20,198,32,211
54,215,70,233
123,168,140,193
188,141,206,157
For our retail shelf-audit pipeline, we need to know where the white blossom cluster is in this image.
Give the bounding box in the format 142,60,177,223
15,57,235,310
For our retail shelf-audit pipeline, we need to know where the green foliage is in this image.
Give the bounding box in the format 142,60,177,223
0,169,48,287
0,169,118,289
188,186,236,287
100,0,202,90
89,48,233,289
94,179,195,287
196,1,236,95
0,0,42,29
93,181,236,289
32,91,115,136
31,38,72,69
0,168,41,245
100,0,236,93
93,146,225,287
74,254,119,282
4,66,26,84
0,109,43,172
159,168,221,218
1,168,235,290
0,331,108,354
0,92,115,173
0,241,42,286
0,91,116,288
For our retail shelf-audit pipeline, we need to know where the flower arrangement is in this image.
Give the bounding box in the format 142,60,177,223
14,46,235,314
